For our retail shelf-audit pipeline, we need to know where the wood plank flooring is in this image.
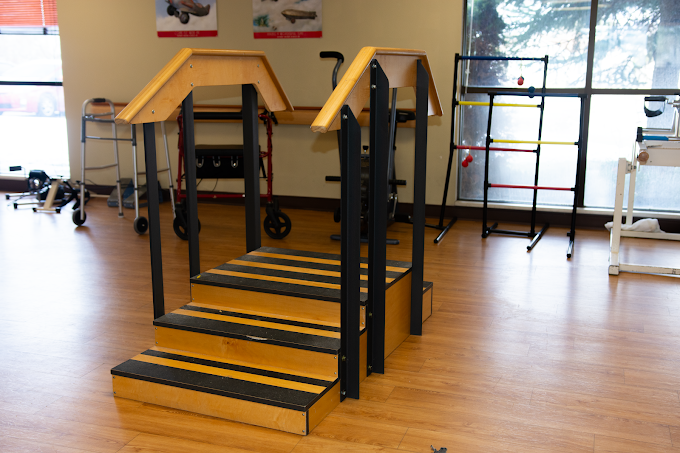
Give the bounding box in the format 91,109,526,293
2,195,680,452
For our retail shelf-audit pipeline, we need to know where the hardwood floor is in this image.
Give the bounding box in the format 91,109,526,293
2,194,680,452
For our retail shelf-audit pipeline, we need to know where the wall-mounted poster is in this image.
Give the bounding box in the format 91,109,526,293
156,0,218,38
253,0,322,39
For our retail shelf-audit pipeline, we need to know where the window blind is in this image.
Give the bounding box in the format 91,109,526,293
0,0,59,35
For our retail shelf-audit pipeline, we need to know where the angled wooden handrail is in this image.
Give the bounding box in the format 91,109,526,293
311,47,443,133
116,48,293,125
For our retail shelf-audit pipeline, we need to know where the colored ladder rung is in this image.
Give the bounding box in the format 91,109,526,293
456,145,536,153
458,101,540,108
492,139,577,146
458,56,546,62
488,184,574,191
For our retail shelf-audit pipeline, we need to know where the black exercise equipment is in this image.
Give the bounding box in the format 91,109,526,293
321,51,410,245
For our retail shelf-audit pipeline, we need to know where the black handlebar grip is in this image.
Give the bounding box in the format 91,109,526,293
644,96,667,102
325,176,341,182
390,179,407,186
320,51,344,62
92,98,107,103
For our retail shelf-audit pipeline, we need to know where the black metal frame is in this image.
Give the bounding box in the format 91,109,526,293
481,91,585,258
142,84,263,320
340,59,429,399
460,0,680,212
441,54,549,248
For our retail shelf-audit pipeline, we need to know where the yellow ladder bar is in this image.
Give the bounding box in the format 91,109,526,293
492,139,577,146
458,101,540,108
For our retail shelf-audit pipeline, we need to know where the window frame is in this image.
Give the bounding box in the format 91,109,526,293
459,0,680,209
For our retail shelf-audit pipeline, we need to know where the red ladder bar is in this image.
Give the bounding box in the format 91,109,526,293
456,145,536,153
489,183,574,191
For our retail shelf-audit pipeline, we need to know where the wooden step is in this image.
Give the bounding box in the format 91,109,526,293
111,347,339,435
154,303,342,377
190,246,412,326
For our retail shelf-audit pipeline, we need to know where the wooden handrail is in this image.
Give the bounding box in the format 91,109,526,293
311,47,443,133
115,49,293,125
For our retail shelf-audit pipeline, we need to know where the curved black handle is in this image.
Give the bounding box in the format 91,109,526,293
320,51,344,61
320,51,345,90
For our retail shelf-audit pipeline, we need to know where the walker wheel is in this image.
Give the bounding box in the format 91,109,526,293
134,216,149,235
173,216,201,240
72,209,86,226
264,211,291,239
32,208,37,212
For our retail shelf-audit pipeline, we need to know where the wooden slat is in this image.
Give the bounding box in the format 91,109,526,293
311,47,443,133
101,102,416,127
115,49,293,125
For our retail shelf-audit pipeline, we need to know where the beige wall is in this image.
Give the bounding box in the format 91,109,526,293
57,0,463,205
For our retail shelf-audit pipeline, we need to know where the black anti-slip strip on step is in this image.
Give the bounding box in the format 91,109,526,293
141,350,333,387
234,254,406,280
154,313,341,354
255,246,412,269
112,359,331,411
192,272,351,302
181,305,340,333
212,263,353,287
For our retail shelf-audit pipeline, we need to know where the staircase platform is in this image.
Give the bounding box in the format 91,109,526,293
112,246,430,435
112,347,339,435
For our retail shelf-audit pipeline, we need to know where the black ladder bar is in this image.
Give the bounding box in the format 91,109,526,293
182,93,200,277
340,105,361,400
142,122,165,320
368,59,389,375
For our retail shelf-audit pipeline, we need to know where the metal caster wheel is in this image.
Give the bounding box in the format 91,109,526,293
134,216,149,234
264,211,291,239
72,209,86,226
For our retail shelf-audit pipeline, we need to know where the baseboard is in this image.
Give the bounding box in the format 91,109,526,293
4,179,676,233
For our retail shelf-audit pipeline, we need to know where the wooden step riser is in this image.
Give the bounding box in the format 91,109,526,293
155,327,340,378
112,376,340,435
190,284,366,328
155,327,368,382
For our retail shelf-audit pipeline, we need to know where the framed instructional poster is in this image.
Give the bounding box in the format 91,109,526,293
156,0,218,38
253,0,322,39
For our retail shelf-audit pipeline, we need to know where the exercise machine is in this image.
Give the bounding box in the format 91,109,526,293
321,51,410,244
609,96,680,276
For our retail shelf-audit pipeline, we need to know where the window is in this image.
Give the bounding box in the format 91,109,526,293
0,0,69,178
459,0,679,211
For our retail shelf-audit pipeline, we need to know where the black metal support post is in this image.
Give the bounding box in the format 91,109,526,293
410,61,428,336
428,54,460,244
242,84,262,253
340,105,361,400
568,95,586,258
182,93,200,277
142,122,165,319
368,60,389,374
482,95,495,238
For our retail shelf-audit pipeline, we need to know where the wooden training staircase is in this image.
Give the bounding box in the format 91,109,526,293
111,48,442,434
112,247,432,434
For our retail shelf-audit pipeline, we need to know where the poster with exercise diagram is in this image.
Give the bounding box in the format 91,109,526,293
156,0,218,38
253,0,322,39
